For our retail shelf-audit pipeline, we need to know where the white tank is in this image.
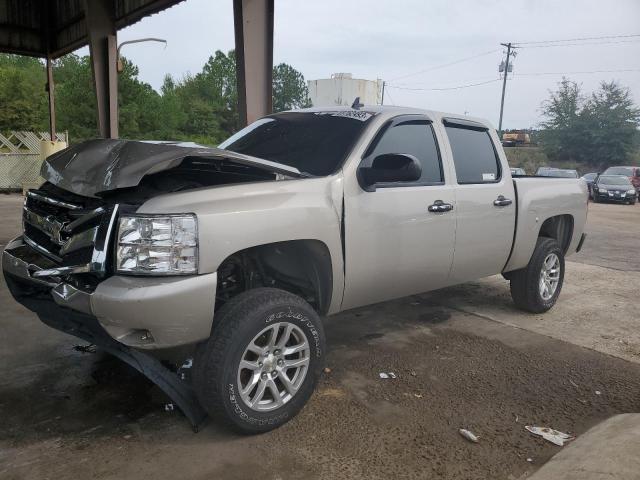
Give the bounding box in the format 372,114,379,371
308,73,382,107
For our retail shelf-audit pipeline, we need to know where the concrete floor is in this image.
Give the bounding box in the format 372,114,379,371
0,195,638,479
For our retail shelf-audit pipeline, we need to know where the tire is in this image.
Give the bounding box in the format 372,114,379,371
509,237,565,313
193,287,325,434
593,195,599,203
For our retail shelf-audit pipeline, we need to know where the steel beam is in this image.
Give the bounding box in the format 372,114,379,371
233,0,274,126
45,57,56,139
84,0,118,139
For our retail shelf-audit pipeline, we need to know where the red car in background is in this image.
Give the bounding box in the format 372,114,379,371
603,166,640,197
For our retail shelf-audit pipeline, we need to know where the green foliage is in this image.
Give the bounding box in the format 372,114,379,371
539,78,640,169
0,55,47,131
272,63,311,112
0,50,310,145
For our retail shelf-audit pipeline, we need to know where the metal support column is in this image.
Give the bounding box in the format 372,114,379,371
45,57,56,139
233,0,274,126
84,0,118,139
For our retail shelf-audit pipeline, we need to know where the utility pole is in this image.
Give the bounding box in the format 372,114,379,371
381,81,386,105
498,42,514,133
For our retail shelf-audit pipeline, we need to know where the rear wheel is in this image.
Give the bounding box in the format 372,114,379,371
509,237,565,313
194,288,325,434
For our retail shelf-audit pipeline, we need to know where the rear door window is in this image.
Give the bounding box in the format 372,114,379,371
445,125,501,184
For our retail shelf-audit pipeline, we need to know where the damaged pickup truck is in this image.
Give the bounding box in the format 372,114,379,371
3,106,588,433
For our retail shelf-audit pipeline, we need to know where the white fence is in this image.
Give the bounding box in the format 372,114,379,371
0,131,68,191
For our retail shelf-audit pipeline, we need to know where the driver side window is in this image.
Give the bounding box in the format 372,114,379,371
368,121,443,184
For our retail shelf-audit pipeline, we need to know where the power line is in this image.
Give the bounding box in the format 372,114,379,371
388,49,500,82
514,68,640,77
386,78,501,91
514,33,640,45
517,39,640,49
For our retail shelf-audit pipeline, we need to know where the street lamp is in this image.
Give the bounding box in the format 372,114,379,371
117,38,167,73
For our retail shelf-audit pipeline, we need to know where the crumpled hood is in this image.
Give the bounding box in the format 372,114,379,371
41,139,304,198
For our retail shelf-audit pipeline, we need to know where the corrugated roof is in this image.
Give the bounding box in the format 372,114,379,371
0,0,184,58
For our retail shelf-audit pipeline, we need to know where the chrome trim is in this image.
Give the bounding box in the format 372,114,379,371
51,283,93,315
90,204,120,274
63,207,106,233
23,207,67,245
59,226,99,256
27,190,82,210
31,265,90,278
23,235,63,263
2,239,59,288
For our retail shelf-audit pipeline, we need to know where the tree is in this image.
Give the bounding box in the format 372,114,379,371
539,78,587,163
580,81,640,167
539,78,640,168
272,63,311,112
0,55,47,132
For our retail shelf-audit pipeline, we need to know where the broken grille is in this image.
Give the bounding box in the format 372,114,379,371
22,183,118,274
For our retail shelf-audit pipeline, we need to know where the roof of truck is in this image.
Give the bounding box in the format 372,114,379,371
290,105,496,131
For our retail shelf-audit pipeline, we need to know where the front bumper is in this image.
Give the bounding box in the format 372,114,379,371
2,236,217,350
595,192,636,202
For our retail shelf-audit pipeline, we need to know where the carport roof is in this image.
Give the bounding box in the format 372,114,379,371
0,0,184,58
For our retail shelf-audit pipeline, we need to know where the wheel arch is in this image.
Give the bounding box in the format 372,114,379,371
215,239,334,317
538,214,574,254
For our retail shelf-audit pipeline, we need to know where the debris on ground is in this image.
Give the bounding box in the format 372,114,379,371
379,372,397,379
410,370,417,377
414,393,423,398
595,390,602,395
525,426,575,446
410,301,421,306
180,358,193,369
164,403,174,412
73,344,96,354
459,429,479,443
515,415,519,423
569,379,579,388
323,367,332,374
526,458,533,463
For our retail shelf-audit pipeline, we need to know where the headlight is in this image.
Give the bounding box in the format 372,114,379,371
627,189,636,195
598,189,607,194
116,214,198,275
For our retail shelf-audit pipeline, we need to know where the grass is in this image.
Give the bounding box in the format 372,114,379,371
504,147,599,175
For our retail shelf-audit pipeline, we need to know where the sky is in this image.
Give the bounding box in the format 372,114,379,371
96,0,640,129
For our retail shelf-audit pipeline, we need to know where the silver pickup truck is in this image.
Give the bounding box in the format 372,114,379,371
3,106,588,433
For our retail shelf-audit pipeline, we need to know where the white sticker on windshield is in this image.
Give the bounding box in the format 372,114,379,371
314,111,373,121
482,173,496,181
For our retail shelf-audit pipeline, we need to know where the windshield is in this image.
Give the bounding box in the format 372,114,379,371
539,169,578,178
219,111,375,176
598,175,632,186
582,173,596,181
603,167,633,176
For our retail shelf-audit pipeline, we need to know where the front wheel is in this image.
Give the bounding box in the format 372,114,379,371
194,288,325,434
509,237,565,313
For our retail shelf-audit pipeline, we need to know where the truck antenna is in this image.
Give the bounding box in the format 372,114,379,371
351,97,364,110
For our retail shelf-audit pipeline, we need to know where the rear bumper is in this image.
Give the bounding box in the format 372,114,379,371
2,236,217,350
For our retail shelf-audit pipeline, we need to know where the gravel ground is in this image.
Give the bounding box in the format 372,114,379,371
0,195,638,480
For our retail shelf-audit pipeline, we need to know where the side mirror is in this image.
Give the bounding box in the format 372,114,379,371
359,153,422,190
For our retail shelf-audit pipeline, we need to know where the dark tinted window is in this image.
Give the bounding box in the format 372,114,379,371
219,111,374,176
445,126,500,184
604,167,633,176
368,121,443,183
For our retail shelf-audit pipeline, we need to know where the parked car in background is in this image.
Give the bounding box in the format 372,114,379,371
581,173,598,198
510,167,526,176
592,175,637,205
602,166,640,197
536,167,579,178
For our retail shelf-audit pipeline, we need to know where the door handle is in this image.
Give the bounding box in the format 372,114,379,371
493,195,512,207
428,200,454,213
